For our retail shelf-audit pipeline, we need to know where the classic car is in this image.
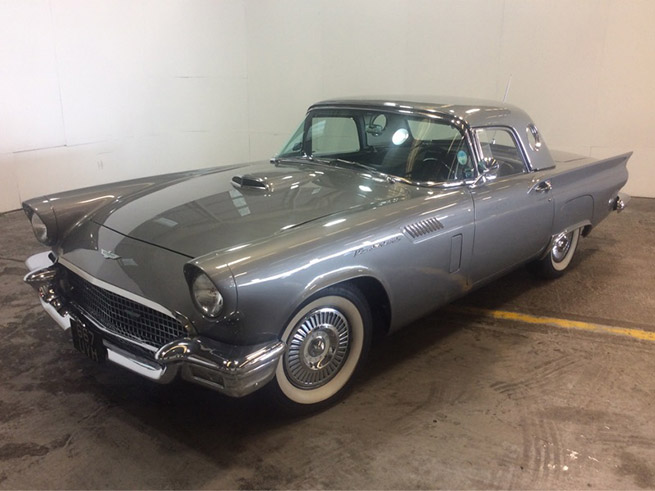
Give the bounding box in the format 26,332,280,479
23,97,631,411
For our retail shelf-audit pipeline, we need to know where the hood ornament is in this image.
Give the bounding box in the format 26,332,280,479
100,249,121,260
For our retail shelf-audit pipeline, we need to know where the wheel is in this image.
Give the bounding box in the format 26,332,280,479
530,227,581,279
268,285,372,413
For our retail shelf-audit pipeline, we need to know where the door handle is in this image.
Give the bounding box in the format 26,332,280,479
532,180,552,193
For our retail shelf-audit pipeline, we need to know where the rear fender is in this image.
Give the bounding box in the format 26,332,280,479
552,195,594,234
549,152,630,235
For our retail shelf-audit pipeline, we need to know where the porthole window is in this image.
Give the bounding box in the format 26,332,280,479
526,124,542,152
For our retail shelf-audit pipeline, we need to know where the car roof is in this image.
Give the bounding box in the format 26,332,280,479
310,96,532,128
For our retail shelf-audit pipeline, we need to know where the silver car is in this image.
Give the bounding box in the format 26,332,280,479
23,97,631,411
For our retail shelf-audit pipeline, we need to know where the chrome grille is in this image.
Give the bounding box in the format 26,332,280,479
67,271,186,350
403,217,444,239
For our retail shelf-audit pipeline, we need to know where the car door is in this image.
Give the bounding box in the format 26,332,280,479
469,127,554,285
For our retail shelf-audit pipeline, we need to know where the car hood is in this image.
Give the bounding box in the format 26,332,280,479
91,160,410,258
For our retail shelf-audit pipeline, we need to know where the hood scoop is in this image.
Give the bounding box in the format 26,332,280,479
232,174,270,191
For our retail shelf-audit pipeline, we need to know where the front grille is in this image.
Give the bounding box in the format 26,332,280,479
67,271,186,350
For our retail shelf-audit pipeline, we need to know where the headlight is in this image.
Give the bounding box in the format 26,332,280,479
30,213,50,244
191,272,224,317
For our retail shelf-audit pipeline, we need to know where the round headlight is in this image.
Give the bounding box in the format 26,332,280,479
191,272,224,317
30,213,49,244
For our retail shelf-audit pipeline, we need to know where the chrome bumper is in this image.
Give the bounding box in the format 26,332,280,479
612,191,631,212
110,335,285,397
24,252,285,398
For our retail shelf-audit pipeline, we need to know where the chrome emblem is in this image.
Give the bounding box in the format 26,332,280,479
123,308,141,320
100,249,121,260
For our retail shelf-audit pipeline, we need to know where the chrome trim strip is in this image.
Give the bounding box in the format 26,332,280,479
58,257,178,320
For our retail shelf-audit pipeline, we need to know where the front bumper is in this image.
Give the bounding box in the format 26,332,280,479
24,252,285,398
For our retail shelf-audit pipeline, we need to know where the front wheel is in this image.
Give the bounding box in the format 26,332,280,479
530,227,581,279
268,285,372,413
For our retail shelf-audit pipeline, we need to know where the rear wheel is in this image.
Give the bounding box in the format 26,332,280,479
530,227,581,279
268,285,372,413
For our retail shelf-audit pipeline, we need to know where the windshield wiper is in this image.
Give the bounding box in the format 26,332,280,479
271,154,341,168
270,155,316,165
327,158,377,172
313,157,404,184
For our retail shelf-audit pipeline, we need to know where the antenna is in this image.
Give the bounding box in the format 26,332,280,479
503,74,512,103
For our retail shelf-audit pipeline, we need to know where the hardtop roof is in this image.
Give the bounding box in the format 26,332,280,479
310,96,532,128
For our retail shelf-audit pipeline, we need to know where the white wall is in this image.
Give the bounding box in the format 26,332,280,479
1,0,653,213
0,0,250,212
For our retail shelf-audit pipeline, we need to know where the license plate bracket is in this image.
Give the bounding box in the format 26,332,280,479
71,318,107,363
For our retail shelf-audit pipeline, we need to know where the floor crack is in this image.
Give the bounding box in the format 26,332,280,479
0,256,24,264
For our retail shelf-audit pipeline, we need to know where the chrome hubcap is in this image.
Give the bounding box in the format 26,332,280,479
284,307,350,389
552,231,573,263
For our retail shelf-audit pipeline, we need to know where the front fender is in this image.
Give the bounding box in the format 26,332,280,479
233,261,393,344
304,265,392,301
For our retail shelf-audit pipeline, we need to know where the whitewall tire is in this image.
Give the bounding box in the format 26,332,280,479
269,285,372,412
531,227,581,279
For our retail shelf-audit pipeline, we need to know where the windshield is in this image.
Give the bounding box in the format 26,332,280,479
277,108,475,183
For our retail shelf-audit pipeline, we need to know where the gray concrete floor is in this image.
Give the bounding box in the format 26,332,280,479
1,199,654,490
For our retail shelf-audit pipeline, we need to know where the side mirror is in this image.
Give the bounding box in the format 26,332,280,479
476,157,499,184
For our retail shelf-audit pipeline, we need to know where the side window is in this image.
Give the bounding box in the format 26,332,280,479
310,116,360,156
476,128,526,177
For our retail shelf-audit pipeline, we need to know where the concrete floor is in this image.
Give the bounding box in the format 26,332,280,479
0,199,654,489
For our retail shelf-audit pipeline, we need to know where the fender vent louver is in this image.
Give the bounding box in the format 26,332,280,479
403,217,444,239
232,175,269,191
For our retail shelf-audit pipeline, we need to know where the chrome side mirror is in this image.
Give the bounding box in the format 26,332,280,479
473,158,499,186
